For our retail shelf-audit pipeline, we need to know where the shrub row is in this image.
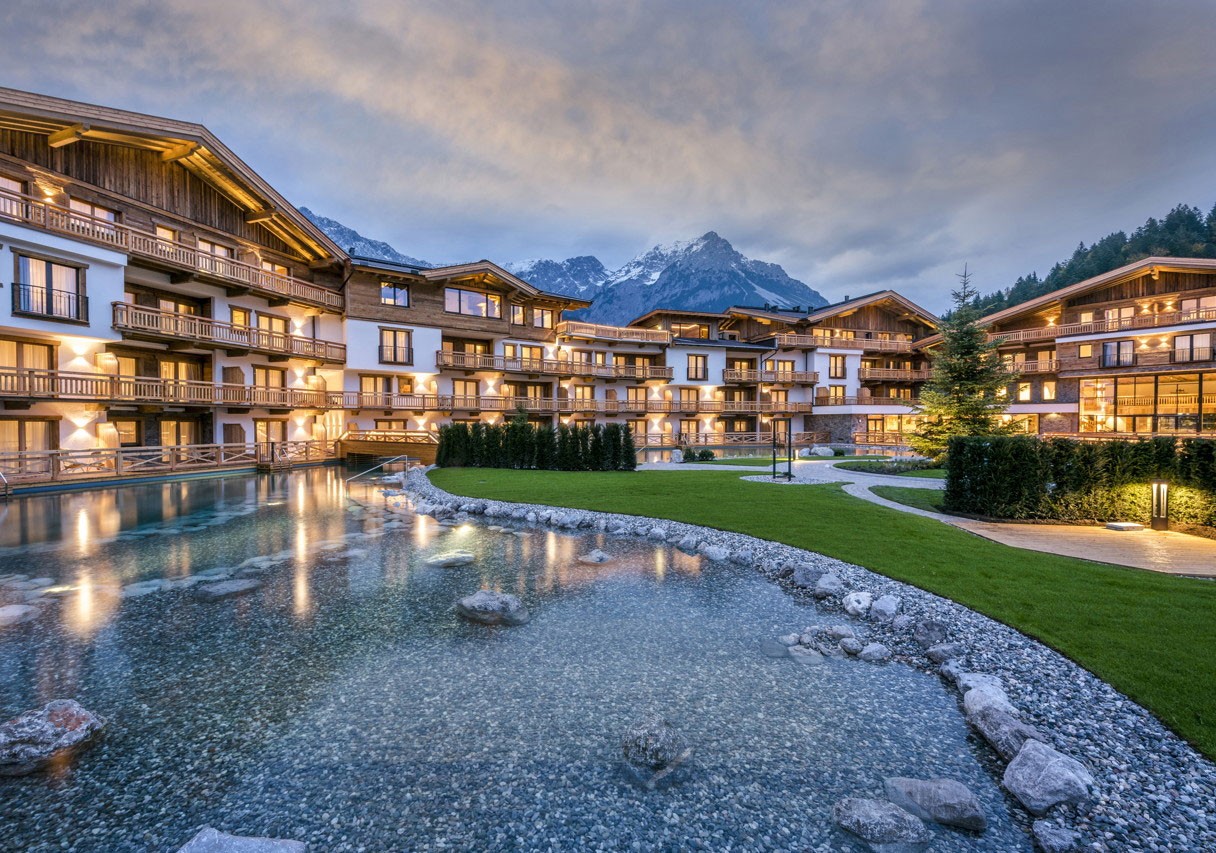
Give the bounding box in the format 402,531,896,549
944,435,1216,529
436,419,637,471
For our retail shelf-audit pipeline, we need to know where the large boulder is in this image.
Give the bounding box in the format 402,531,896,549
925,642,964,664
883,776,988,832
832,797,932,848
843,591,873,617
699,544,731,562
0,604,40,629
194,579,262,602
869,594,901,622
455,590,530,626
175,827,307,852
968,705,1044,761
621,715,692,791
791,563,824,588
963,684,1019,718
1003,740,1096,815
810,446,835,457
913,620,948,648
814,573,844,599
577,549,613,565
0,699,105,776
858,642,892,663
425,551,475,568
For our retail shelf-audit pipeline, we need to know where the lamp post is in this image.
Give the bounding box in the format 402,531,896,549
1150,480,1170,531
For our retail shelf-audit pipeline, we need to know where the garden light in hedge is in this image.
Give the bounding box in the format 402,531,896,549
1151,480,1170,531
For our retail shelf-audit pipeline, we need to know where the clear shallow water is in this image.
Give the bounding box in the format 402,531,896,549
0,468,1031,852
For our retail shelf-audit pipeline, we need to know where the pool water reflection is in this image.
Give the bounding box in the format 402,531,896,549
0,468,1030,851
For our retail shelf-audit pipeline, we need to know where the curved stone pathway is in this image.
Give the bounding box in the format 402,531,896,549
642,459,1216,578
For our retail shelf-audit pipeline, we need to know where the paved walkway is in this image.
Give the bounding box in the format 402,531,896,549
641,459,1216,578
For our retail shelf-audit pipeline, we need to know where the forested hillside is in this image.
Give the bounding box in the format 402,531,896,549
966,204,1216,316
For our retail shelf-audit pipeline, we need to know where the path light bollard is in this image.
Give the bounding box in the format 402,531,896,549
1150,480,1170,531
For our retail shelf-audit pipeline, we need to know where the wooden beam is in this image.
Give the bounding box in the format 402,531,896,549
161,141,199,162
47,123,89,148
244,208,276,224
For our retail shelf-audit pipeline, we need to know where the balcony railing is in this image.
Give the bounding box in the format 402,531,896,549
11,283,89,323
816,395,919,407
435,350,673,379
0,440,335,484
555,320,671,344
112,303,346,363
633,431,830,448
852,432,912,446
723,369,819,384
775,333,914,352
990,306,1216,345
1170,348,1216,364
336,393,812,414
379,345,414,365
1003,360,1059,374
858,368,932,381
0,367,335,408
0,186,342,311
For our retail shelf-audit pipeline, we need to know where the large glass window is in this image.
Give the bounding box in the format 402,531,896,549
0,418,53,452
671,322,709,339
687,354,707,380
1174,333,1212,363
533,308,555,329
1100,340,1135,368
15,255,86,321
829,355,847,378
444,287,502,318
380,281,410,307
379,328,413,364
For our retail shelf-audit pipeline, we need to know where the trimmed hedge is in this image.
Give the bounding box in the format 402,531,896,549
944,435,1216,530
436,419,636,471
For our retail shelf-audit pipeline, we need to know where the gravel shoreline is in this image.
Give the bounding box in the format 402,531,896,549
406,468,1216,852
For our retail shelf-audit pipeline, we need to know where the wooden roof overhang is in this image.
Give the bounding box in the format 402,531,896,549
0,87,345,265
419,260,591,309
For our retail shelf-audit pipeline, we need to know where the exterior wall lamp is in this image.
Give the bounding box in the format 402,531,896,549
1150,480,1170,531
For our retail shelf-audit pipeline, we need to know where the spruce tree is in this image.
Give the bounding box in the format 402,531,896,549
619,426,637,470
911,266,1018,460
536,425,557,469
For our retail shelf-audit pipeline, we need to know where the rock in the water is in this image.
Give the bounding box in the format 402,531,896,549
1003,740,1096,815
454,590,530,626
760,639,790,659
0,604,39,628
814,573,844,599
832,797,933,848
425,550,475,568
788,645,825,664
968,705,1045,761
839,637,863,656
926,642,964,664
175,826,307,852
791,563,824,587
675,535,699,552
194,579,262,602
884,776,988,832
621,714,692,791
577,549,613,565
939,659,965,685
963,684,1019,718
823,624,855,640
0,699,105,776
1032,820,1083,852
122,579,164,598
843,591,873,617
858,642,892,663
913,619,948,648
869,594,901,622
699,544,730,562
777,633,801,646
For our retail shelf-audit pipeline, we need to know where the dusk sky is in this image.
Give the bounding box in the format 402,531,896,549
3,0,1216,312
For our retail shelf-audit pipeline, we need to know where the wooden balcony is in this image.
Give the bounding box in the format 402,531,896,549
990,307,1216,345
723,369,819,384
435,350,673,380
852,432,913,446
1004,360,1059,374
0,187,342,311
816,395,919,407
634,430,830,448
858,368,932,381
0,367,335,408
337,393,811,415
555,320,671,344
775,333,914,352
112,303,346,363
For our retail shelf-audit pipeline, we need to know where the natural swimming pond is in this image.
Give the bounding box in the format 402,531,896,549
0,468,1031,851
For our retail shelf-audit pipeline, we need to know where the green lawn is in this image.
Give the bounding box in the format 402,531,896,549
872,485,946,513
898,468,947,479
430,467,1216,758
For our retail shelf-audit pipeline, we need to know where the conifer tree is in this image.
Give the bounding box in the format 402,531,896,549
619,426,637,470
911,266,1018,460
535,425,557,469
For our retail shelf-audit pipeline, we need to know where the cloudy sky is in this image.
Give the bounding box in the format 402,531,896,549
2,0,1215,311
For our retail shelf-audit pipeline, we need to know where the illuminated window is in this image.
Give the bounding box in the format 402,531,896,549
687,354,708,380
511,304,525,325
1078,344,1093,359
155,225,177,243
380,281,410,307
829,355,847,379
1017,382,1032,401
1042,380,1057,401
445,287,502,318
533,308,555,329
14,255,86,322
379,328,413,364
262,260,290,277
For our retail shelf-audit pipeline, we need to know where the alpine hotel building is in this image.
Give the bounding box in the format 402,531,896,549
1,88,1214,485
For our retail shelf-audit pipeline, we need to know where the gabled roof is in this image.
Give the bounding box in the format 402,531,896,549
418,259,592,307
979,256,1216,327
627,307,730,326
0,87,344,263
801,290,939,328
